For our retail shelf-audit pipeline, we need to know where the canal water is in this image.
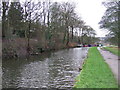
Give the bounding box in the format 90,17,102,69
2,47,88,89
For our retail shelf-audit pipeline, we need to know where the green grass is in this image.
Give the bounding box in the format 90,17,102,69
104,47,120,56
73,47,118,88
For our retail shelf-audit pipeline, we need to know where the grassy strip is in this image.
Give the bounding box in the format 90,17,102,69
73,47,118,88
104,47,120,56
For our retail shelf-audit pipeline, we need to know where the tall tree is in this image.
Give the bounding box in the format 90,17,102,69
8,2,24,36
22,0,42,55
2,2,9,38
118,1,120,47
61,2,76,45
99,1,119,46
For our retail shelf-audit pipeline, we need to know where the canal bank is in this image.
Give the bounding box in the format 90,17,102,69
74,47,118,88
2,38,78,59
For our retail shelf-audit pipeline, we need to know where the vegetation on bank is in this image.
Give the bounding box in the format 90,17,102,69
2,1,99,58
104,46,120,56
74,47,118,88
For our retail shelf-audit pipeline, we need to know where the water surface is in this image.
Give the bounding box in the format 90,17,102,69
3,47,88,89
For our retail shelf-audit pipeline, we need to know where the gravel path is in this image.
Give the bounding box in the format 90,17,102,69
98,47,120,85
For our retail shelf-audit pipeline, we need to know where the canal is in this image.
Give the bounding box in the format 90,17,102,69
2,47,88,89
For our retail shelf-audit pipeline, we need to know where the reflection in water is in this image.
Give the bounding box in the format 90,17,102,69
3,47,88,89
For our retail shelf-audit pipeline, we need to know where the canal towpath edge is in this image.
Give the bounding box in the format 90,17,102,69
97,47,120,86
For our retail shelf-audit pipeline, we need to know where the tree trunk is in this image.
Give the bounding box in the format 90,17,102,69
118,1,120,48
43,2,46,26
2,2,6,38
27,12,31,56
25,5,27,39
63,29,67,44
81,28,83,44
2,16,5,38
66,27,69,46
71,26,74,40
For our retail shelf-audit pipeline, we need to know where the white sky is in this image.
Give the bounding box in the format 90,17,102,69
51,0,108,37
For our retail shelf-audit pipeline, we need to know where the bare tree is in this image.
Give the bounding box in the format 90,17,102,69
22,0,42,55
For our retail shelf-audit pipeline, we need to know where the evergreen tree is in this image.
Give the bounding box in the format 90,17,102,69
8,2,24,37
2,2,9,38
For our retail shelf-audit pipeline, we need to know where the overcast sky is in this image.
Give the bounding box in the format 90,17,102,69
51,0,108,37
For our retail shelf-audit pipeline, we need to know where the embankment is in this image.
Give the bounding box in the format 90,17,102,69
2,38,77,59
74,47,118,88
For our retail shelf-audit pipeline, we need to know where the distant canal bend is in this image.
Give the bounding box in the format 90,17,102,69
3,47,88,89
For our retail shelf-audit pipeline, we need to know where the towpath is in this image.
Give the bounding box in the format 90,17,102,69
98,47,120,85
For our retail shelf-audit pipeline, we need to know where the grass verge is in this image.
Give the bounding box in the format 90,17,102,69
104,46,120,56
73,47,118,88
